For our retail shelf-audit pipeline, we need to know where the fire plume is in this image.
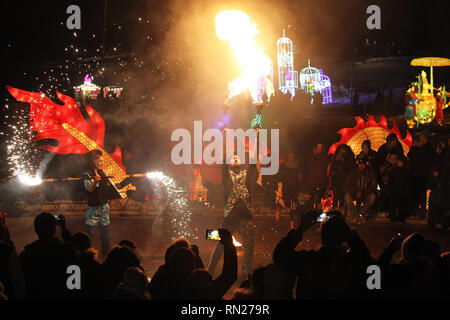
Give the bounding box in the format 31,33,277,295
215,11,274,103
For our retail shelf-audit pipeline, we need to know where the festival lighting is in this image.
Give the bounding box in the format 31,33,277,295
299,60,333,104
405,58,450,126
6,86,135,198
73,74,101,100
328,115,412,156
215,10,274,104
19,174,43,186
277,29,298,99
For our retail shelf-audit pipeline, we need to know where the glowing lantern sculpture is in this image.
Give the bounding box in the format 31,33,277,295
6,85,135,198
406,57,450,127
103,86,123,98
318,69,333,104
300,60,321,95
277,29,298,99
328,115,412,157
299,59,333,104
73,74,101,101
215,10,274,104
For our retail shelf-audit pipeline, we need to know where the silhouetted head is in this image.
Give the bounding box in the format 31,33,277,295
169,247,195,277
362,140,371,154
164,238,190,265
386,133,398,149
34,212,56,239
320,214,350,246
122,266,148,292
103,245,141,273
119,239,136,251
251,266,267,295
401,233,427,263
189,269,213,291
72,232,91,252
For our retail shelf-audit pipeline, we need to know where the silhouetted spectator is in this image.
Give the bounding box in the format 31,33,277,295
408,133,433,219
385,154,410,223
380,233,440,299
263,263,296,300
303,144,329,208
273,212,374,299
148,237,203,299
187,229,237,300
100,245,142,298
329,144,355,209
0,211,26,300
375,133,404,172
72,232,102,299
113,266,150,300
19,213,76,300
357,140,377,169
344,156,377,223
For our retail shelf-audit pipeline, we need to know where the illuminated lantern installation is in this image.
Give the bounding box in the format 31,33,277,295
406,57,450,126
328,115,412,157
277,29,298,99
6,85,135,198
73,74,101,101
299,60,333,104
300,59,321,96
103,86,123,98
318,69,333,104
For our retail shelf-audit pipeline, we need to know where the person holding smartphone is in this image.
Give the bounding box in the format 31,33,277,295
82,150,112,259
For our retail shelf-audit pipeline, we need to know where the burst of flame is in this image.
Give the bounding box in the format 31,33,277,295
215,10,274,104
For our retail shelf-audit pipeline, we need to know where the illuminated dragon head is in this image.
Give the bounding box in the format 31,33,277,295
328,115,412,157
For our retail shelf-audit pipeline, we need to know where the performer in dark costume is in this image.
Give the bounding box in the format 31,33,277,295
81,150,114,258
208,155,257,278
275,152,302,229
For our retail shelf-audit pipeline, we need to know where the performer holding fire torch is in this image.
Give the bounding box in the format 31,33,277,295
82,150,112,258
208,154,257,279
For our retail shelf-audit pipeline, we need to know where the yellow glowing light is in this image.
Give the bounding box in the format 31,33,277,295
232,236,242,247
215,10,274,103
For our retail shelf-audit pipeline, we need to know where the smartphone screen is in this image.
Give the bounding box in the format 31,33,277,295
206,229,221,240
316,212,329,222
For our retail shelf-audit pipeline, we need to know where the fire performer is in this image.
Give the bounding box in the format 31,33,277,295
82,150,112,258
208,154,257,279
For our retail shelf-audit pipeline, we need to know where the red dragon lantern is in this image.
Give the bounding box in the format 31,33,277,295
6,85,135,198
328,115,412,157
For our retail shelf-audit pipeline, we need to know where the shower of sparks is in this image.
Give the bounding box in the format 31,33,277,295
2,105,45,185
147,171,198,240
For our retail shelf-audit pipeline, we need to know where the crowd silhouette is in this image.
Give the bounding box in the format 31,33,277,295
0,130,449,300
